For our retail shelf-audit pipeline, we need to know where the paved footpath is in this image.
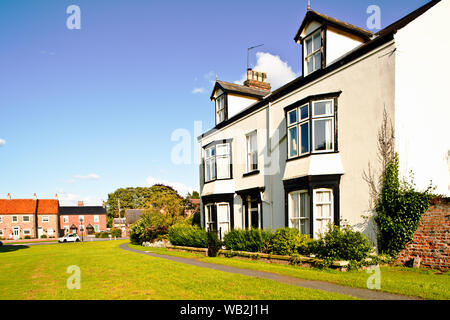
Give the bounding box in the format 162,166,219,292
120,243,420,300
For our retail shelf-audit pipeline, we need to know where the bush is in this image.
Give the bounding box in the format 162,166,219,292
40,235,48,239
129,212,170,245
223,229,274,253
311,224,373,262
207,231,222,257
110,228,122,238
168,224,208,248
269,228,313,256
24,235,31,240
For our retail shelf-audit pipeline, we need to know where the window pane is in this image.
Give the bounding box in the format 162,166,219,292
314,52,321,70
307,58,313,74
306,37,313,55
251,152,258,171
288,126,298,157
250,134,257,152
288,109,297,125
314,119,333,151
216,156,230,179
300,105,309,120
291,193,300,218
313,101,333,116
216,144,229,156
300,193,310,218
300,122,309,154
313,32,321,51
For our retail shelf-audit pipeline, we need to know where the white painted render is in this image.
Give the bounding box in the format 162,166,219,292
227,94,260,119
326,28,364,65
394,0,450,196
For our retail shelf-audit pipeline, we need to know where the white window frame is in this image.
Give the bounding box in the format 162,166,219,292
313,188,334,238
288,103,310,159
205,204,216,231
23,229,31,236
312,99,334,153
63,216,69,223
304,29,322,75
78,215,84,223
0,216,3,223
94,224,100,232
22,215,31,223
217,202,230,238
216,95,226,124
0,229,3,236
12,215,18,223
204,142,231,182
42,216,49,222
204,146,216,182
246,131,258,173
216,143,231,180
289,190,310,235
94,215,99,222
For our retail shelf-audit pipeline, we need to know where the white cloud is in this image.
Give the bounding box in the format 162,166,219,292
192,87,205,94
145,176,195,197
0,139,5,147
73,173,100,180
56,189,103,206
236,52,299,90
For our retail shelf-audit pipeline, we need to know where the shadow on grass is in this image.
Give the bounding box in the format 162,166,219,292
0,245,30,253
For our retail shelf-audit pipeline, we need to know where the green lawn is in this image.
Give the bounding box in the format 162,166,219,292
0,240,355,300
130,245,450,300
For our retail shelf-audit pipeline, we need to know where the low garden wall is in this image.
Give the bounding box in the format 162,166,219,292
395,198,450,271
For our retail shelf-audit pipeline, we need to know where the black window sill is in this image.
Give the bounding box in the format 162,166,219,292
286,151,339,162
203,178,233,185
243,170,260,178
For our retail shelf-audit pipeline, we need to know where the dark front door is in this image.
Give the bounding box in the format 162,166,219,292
245,198,261,229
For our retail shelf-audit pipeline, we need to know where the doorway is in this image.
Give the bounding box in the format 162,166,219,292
13,227,20,240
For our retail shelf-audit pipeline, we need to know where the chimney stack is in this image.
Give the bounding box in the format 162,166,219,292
33,193,37,200
102,200,106,208
243,69,271,92
55,193,59,200
78,201,84,207
7,193,11,200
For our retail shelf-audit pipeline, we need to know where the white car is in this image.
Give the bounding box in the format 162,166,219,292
58,233,81,243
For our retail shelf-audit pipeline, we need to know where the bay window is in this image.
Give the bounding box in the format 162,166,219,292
204,141,232,182
286,95,337,160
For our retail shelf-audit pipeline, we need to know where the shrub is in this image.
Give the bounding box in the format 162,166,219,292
311,224,373,262
207,231,222,257
24,235,31,240
223,229,274,253
269,228,313,256
40,235,48,239
129,212,170,245
168,224,208,248
110,228,122,238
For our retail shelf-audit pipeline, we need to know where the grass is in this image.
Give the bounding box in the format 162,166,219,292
0,240,355,300
130,245,450,300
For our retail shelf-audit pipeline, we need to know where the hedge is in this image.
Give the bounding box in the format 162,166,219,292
168,224,208,248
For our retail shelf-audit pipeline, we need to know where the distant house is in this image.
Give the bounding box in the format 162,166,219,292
184,199,200,217
0,194,59,240
125,209,144,225
59,201,107,237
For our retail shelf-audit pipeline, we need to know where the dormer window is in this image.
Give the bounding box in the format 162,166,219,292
304,30,323,75
215,94,227,124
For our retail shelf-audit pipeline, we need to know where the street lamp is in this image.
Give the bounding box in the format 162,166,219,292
80,217,84,242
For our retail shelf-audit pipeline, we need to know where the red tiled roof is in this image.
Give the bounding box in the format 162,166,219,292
0,199,59,215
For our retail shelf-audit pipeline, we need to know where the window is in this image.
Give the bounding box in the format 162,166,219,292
216,95,226,124
22,215,30,222
305,30,322,75
217,203,230,238
314,189,333,237
48,228,54,236
288,104,310,158
12,216,18,223
0,216,3,223
42,216,49,222
94,225,100,232
78,216,84,222
289,191,310,235
205,204,217,231
204,142,231,182
63,216,69,223
312,100,334,152
0,229,3,236
23,229,31,235
94,215,99,222
79,225,85,232
246,131,258,173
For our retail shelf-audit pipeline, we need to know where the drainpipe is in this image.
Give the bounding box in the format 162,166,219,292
34,199,39,239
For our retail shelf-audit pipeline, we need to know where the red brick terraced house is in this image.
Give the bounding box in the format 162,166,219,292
0,195,59,240
59,201,107,237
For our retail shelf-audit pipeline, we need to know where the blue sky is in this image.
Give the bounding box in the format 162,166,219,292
0,0,429,204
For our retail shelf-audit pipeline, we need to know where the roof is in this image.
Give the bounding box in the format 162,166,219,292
0,199,59,215
210,80,269,100
294,9,374,43
59,206,107,215
199,0,441,141
125,209,145,225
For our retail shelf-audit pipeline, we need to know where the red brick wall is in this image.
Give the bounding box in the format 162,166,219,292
396,198,450,271
59,214,107,236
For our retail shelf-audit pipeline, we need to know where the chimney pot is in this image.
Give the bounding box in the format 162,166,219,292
78,201,84,207
102,200,106,208
243,69,271,92
33,193,37,200
7,193,11,200
55,193,59,200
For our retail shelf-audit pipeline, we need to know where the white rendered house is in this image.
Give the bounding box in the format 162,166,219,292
197,0,450,241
